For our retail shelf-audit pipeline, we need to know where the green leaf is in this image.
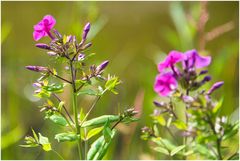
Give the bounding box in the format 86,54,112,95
170,145,186,156
57,101,65,112
49,114,67,126
93,129,116,160
42,83,64,93
38,133,51,151
86,127,103,140
153,147,169,155
87,136,104,160
31,128,39,143
154,115,166,126
19,144,39,148
55,132,79,142
81,115,120,128
172,120,187,130
194,144,216,159
87,129,116,160
212,98,223,114
34,89,51,98
166,116,173,127
222,121,239,140
77,89,101,96
103,120,112,143
104,75,121,94
151,137,176,151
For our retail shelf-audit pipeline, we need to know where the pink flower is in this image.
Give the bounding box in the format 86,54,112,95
158,51,184,72
33,15,56,41
154,72,178,96
183,49,211,69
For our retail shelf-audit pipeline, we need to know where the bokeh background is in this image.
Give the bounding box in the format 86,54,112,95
1,1,239,160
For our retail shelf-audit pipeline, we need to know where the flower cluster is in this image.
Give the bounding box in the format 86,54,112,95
23,15,138,160
154,49,212,96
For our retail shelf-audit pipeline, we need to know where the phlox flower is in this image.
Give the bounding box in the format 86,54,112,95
154,72,177,96
183,49,211,69
33,15,56,41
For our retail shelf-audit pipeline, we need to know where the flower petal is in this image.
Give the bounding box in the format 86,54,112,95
33,31,46,41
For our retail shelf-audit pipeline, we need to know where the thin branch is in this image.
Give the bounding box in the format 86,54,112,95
52,93,74,124
49,70,72,84
111,117,123,130
80,96,101,127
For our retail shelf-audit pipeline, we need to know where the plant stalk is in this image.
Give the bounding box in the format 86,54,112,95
70,59,83,160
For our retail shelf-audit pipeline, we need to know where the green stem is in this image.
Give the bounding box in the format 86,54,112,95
80,96,101,126
52,149,64,160
73,92,83,160
70,59,83,160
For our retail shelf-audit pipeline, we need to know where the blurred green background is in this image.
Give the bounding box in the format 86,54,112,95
1,1,239,160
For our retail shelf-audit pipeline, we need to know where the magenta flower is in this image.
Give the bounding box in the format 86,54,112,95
154,72,178,96
158,51,184,72
33,15,56,41
183,49,211,69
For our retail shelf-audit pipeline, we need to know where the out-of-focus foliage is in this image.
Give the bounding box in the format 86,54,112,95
1,1,238,159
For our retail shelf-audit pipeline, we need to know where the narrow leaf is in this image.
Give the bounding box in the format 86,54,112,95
170,145,186,156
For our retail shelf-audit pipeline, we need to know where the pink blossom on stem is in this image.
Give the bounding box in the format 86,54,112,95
154,72,178,97
158,51,185,73
183,49,211,69
33,15,56,41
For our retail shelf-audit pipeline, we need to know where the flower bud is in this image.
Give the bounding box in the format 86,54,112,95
78,53,85,61
207,81,224,95
66,35,73,43
96,60,109,74
32,82,42,87
47,51,57,56
153,101,167,108
82,42,92,49
53,29,62,39
199,70,208,75
182,95,194,103
35,43,51,50
25,66,48,72
82,22,90,40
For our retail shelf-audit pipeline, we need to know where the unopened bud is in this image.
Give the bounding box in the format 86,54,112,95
25,66,48,72
207,81,224,95
35,43,51,50
199,70,208,75
82,42,92,49
153,101,167,108
53,29,62,39
82,22,91,40
47,51,57,56
182,95,194,103
66,35,73,43
96,60,109,73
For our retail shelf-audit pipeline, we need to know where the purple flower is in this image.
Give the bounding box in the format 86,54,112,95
154,72,178,96
25,66,48,72
33,15,56,41
158,51,184,72
183,49,211,69
207,81,224,95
